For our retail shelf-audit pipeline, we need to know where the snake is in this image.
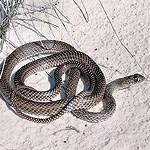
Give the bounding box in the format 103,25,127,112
0,40,145,123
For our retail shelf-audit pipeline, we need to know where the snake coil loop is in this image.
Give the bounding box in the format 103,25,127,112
0,40,145,123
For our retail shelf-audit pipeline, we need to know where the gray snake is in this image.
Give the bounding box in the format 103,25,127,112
0,40,145,123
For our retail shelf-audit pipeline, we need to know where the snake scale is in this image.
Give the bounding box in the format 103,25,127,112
0,40,145,123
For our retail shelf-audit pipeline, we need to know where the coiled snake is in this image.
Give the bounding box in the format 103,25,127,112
0,40,145,123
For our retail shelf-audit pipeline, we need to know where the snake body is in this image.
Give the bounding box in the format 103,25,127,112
0,40,145,123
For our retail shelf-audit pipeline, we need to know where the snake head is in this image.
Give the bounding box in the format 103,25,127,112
128,74,145,85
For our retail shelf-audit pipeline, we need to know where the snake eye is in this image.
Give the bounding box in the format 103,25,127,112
133,75,139,82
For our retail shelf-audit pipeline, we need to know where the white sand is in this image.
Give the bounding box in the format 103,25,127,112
0,0,149,149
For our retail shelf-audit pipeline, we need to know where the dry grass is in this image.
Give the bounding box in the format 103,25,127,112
0,0,90,51
0,0,23,49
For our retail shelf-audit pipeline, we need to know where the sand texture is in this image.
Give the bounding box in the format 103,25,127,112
0,0,149,149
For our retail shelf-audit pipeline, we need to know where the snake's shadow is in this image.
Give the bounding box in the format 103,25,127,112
48,68,67,99
48,69,90,99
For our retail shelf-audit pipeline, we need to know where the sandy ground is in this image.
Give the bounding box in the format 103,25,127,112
0,0,150,150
